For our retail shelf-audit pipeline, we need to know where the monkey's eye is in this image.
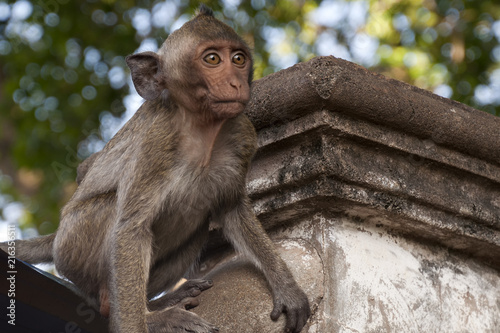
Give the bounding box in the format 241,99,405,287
204,53,221,65
232,53,246,65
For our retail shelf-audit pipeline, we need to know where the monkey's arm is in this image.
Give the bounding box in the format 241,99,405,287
108,145,218,333
220,198,311,333
108,179,156,332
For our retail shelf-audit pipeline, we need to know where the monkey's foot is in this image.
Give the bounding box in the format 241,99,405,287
147,307,219,333
149,279,213,311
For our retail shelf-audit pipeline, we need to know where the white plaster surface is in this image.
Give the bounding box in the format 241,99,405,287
313,215,500,333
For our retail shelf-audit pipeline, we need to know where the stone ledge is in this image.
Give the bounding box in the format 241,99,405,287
246,56,500,167
242,57,500,271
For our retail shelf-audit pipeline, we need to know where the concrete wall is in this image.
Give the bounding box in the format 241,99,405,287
193,57,500,332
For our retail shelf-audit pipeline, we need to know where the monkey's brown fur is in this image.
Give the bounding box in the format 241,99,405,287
1,6,310,333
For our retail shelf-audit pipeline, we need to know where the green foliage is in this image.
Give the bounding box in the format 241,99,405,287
367,0,500,115
1,0,138,233
0,0,498,235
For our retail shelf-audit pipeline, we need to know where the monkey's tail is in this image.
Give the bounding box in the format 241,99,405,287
0,233,56,264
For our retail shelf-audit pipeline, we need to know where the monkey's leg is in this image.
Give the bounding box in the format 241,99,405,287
147,226,211,311
147,306,219,333
148,279,213,311
54,193,116,307
0,233,55,264
141,247,219,332
145,259,219,332
98,278,164,320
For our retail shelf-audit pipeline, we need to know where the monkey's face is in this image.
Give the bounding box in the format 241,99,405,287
182,40,252,120
127,11,253,123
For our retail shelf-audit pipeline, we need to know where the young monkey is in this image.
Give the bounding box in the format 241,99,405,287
2,5,311,333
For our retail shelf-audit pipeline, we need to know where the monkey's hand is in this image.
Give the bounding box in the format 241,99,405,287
270,284,311,333
149,279,213,311
147,307,219,333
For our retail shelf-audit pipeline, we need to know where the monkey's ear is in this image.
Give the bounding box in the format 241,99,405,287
126,52,164,100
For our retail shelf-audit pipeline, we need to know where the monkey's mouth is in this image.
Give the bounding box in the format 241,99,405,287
214,100,246,105
211,100,247,119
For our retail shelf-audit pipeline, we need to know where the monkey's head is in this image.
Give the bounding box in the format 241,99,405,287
126,5,253,121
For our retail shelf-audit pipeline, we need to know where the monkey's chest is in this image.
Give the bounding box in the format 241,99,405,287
151,159,241,259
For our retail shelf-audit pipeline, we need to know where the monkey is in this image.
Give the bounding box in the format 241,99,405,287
1,5,310,333
76,150,100,185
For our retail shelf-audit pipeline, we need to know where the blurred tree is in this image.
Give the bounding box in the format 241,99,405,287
1,0,140,235
366,0,500,115
0,0,498,236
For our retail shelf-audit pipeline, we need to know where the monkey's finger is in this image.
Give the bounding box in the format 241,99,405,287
286,305,311,333
184,279,214,292
179,296,200,310
295,305,311,332
194,279,214,291
270,302,284,321
284,309,299,333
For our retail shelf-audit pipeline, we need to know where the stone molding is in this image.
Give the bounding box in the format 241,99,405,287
246,56,500,167
244,56,500,270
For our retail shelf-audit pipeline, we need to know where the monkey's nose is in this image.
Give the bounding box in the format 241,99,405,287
229,79,241,90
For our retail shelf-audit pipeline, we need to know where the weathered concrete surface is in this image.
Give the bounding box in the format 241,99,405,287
285,215,499,332
194,56,500,332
